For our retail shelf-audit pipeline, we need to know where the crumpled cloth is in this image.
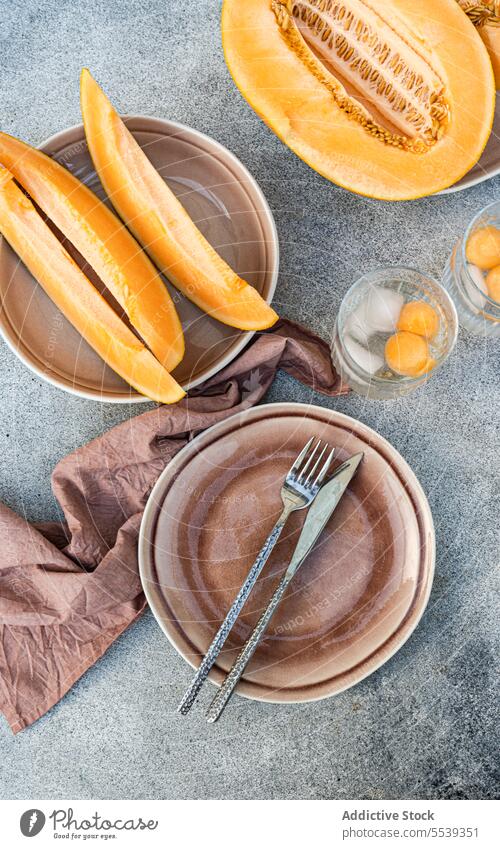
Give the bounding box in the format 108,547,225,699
0,319,347,732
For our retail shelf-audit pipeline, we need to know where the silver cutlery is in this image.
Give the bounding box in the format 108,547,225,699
177,436,335,715
206,452,364,723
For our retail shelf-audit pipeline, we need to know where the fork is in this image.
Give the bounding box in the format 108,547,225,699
177,436,335,715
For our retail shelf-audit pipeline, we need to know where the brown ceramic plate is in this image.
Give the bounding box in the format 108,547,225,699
0,118,278,402
139,402,435,703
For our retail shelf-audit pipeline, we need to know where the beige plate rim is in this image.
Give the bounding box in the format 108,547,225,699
438,94,500,194
0,116,279,403
438,162,500,195
139,401,436,705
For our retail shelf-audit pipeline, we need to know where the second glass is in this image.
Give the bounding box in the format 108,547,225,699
442,199,500,338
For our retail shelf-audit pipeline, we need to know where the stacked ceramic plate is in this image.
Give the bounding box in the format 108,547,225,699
140,403,435,704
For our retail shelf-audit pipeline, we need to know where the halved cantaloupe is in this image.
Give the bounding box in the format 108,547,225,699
80,68,278,331
0,132,184,372
221,0,495,200
0,166,185,404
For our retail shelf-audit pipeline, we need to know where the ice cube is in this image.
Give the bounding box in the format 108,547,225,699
363,286,404,334
345,302,372,346
344,334,384,376
464,263,488,309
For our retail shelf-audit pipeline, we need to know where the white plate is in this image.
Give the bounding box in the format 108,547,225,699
439,93,500,194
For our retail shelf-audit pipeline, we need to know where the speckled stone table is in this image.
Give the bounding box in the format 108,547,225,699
0,0,498,801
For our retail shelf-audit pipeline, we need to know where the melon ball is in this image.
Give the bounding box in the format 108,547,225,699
363,286,404,334
485,265,500,304
465,226,500,270
397,300,440,340
385,331,434,377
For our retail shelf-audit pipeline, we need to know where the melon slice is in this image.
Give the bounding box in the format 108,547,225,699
0,167,185,404
221,0,495,200
80,69,278,331
0,132,184,372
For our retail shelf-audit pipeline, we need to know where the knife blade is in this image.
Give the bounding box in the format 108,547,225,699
284,451,364,580
206,451,364,722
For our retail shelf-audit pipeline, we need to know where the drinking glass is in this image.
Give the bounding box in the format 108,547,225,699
331,267,458,400
443,199,500,338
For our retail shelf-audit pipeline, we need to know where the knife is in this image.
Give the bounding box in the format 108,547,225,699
206,452,364,723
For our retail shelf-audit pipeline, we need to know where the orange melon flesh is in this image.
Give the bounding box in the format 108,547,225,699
481,25,500,88
221,0,495,201
0,132,184,372
80,68,278,330
0,167,185,404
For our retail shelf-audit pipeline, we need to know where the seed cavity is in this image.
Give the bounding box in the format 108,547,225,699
271,0,450,152
458,0,500,28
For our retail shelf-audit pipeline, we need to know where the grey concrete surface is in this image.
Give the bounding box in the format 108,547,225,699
0,0,499,801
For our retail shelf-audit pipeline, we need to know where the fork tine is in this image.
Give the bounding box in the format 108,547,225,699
287,437,314,479
312,446,335,489
296,439,322,483
303,443,328,487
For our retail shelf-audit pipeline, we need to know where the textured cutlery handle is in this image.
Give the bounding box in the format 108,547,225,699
206,573,292,723
177,514,288,715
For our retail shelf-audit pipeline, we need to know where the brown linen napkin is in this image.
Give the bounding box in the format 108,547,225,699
0,319,347,733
